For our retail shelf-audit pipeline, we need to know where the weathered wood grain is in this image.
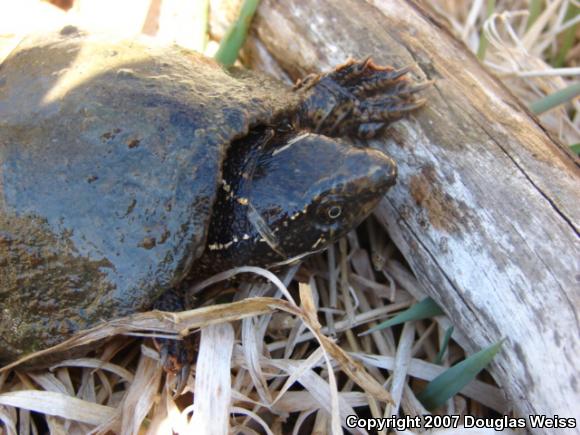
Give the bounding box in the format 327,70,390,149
240,0,580,430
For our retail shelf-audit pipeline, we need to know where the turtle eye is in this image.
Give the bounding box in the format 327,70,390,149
327,205,342,219
316,196,345,226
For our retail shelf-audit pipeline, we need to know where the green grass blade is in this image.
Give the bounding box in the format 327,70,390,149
570,143,580,154
477,0,496,60
552,3,578,68
434,326,454,365
359,298,444,336
529,82,580,114
526,0,543,31
418,340,504,410
214,0,260,68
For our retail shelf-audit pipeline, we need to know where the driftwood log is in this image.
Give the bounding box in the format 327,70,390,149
236,0,580,430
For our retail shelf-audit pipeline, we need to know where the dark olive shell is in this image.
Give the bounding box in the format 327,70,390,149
0,29,300,361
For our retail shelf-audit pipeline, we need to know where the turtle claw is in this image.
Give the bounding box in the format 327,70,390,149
296,58,429,138
356,98,426,130
331,57,373,82
387,98,428,116
156,336,193,395
358,97,427,119
336,97,426,138
173,360,191,397
349,65,415,97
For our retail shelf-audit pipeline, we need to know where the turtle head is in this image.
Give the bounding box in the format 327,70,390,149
200,130,396,273
241,131,396,266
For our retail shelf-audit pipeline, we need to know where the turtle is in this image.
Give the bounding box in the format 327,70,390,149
0,27,425,367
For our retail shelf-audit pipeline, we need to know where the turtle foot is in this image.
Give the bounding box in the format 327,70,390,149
153,289,194,395
295,58,429,138
155,336,193,395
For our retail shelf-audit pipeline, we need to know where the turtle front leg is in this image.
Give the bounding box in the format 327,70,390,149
294,58,428,138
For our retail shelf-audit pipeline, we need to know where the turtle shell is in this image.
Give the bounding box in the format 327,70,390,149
0,28,300,361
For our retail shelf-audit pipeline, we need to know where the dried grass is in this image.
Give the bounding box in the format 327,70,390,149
0,229,507,434
432,0,579,145
1,0,578,434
